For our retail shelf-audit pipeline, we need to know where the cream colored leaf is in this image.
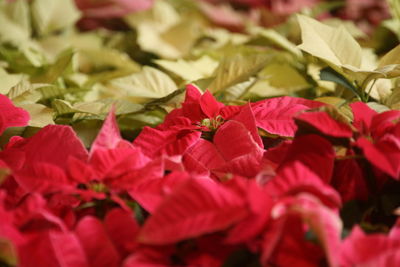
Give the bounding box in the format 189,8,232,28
384,87,400,110
52,99,76,115
0,9,30,44
7,79,45,104
0,69,23,95
224,77,257,101
378,44,400,67
124,0,180,32
155,56,218,81
125,0,198,59
31,0,81,36
201,28,249,50
248,80,288,98
109,67,178,100
3,0,31,37
134,18,201,59
323,19,367,39
18,103,54,127
297,14,363,68
367,79,393,101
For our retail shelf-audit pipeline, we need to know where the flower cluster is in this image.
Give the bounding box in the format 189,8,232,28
1,85,399,266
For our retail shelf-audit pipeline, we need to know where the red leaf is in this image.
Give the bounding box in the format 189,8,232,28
232,104,263,148
13,125,88,170
332,158,368,202
134,127,201,157
296,111,353,138
128,171,190,213
48,231,89,267
252,96,324,137
267,161,341,208
341,226,400,267
370,110,400,138
225,178,273,243
200,90,223,118
0,94,30,135
75,216,121,267
217,152,263,178
14,163,70,194
355,136,400,178
350,102,377,134
214,120,263,161
19,231,89,267
104,208,140,256
185,139,225,171
138,178,248,245
90,107,132,155
263,194,342,267
279,134,336,183
89,147,149,180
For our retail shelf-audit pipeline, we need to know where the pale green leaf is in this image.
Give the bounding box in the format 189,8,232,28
52,99,76,115
72,120,103,148
367,102,391,113
31,48,74,83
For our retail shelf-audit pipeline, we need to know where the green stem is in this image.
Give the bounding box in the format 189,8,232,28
365,79,377,103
